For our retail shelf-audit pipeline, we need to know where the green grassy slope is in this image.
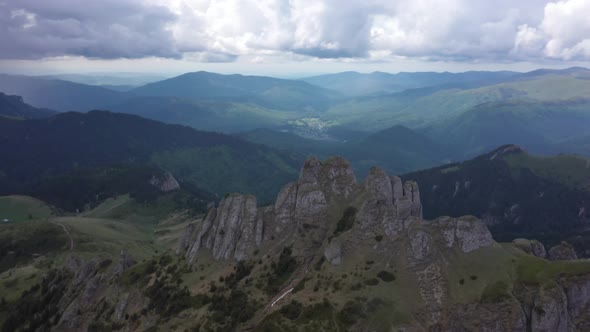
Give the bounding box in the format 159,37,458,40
0,192,199,278
505,153,590,190
0,196,54,222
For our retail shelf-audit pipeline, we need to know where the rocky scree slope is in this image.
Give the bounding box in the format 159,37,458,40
177,156,590,331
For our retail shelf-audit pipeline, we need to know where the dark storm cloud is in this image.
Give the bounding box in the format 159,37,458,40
0,0,180,59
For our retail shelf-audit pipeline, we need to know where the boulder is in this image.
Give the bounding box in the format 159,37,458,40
324,241,342,265
433,216,495,253
512,239,547,258
548,242,578,261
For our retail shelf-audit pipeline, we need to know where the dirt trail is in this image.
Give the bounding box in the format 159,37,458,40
53,222,74,250
243,255,315,330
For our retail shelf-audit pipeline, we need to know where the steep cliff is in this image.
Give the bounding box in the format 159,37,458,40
174,155,590,331
178,156,422,261
5,156,590,332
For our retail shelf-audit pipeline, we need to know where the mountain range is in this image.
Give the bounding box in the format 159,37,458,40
4,67,589,164
404,144,590,256
238,125,449,176
300,70,518,96
0,92,55,119
1,68,590,330
0,110,299,208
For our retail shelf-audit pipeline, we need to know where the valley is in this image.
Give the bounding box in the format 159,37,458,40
3,2,590,330
1,67,590,332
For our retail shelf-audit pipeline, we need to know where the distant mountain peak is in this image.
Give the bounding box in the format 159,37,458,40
564,66,590,72
488,144,527,160
0,92,56,119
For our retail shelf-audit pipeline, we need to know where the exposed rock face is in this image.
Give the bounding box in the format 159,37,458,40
549,242,578,261
179,156,360,261
114,293,130,321
513,238,547,258
182,194,258,261
402,215,495,324
324,241,342,265
176,156,511,330
178,157,499,265
531,286,571,332
563,277,590,319
322,157,357,199
428,216,495,253
11,155,590,332
149,172,180,192
113,250,137,276
357,167,422,235
273,182,297,233
408,230,433,262
448,301,528,331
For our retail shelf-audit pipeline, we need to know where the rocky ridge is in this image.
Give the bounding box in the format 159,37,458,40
176,155,590,331
6,156,590,331
178,156,426,262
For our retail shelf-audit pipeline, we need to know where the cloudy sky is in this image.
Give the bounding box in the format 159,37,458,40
1,0,589,76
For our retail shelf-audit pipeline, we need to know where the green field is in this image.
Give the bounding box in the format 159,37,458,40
0,195,54,223
52,216,159,259
505,153,590,190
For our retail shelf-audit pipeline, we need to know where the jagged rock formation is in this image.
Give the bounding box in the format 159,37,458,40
178,156,423,262
6,155,590,332
513,238,547,258
181,194,260,262
149,172,180,192
50,253,140,330
172,156,590,331
403,144,590,259
548,242,579,261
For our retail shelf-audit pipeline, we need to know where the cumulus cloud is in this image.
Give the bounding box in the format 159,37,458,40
0,0,180,59
0,0,589,62
540,0,590,60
